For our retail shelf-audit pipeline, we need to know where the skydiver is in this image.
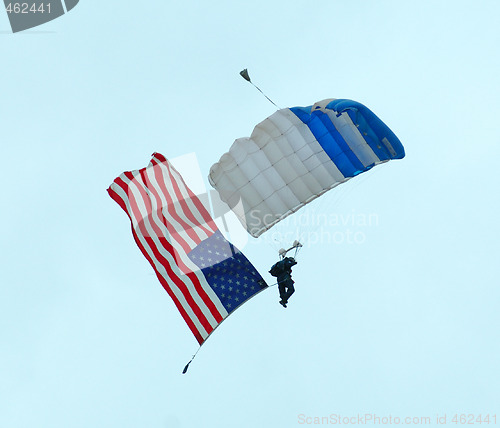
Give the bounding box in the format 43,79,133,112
269,256,297,308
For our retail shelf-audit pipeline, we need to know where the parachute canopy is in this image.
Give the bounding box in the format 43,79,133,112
209,99,405,238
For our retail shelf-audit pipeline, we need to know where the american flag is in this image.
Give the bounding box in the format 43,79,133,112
107,153,267,344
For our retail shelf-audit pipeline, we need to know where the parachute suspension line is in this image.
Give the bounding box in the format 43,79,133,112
250,82,280,109
278,240,303,260
294,244,301,259
240,69,280,109
293,240,304,260
261,227,282,253
182,277,277,374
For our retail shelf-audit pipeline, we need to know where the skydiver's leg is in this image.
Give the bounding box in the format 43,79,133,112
278,281,287,307
278,281,286,301
284,280,295,303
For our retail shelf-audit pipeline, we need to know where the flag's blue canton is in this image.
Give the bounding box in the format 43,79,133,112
187,230,267,313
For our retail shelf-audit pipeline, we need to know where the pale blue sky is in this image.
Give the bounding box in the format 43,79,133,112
1,1,499,427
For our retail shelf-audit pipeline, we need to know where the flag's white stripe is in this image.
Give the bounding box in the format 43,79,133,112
160,158,216,236
154,157,216,237
143,166,229,319
143,162,200,250
110,170,143,229
112,179,211,339
150,159,213,242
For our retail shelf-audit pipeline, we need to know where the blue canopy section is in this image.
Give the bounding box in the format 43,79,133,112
290,99,405,174
291,107,364,177
326,99,405,161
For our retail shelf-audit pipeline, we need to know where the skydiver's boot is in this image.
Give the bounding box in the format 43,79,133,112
279,299,287,308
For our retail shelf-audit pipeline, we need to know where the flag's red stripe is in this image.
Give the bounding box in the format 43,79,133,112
134,230,207,345
163,158,217,233
152,158,212,241
159,156,218,233
124,171,171,244
149,160,206,245
107,186,206,344
142,164,194,254
152,152,166,162
107,186,129,214
155,158,215,238
114,175,214,336
141,165,224,323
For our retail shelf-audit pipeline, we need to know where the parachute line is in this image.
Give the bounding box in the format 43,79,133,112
240,68,280,108
182,282,273,374
249,82,280,108
182,346,201,374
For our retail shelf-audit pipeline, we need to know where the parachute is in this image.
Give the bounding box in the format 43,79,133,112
209,98,405,238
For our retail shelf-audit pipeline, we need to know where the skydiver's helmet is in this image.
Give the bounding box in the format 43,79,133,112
278,248,287,258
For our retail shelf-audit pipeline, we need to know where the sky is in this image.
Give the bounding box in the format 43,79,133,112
1,1,499,427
